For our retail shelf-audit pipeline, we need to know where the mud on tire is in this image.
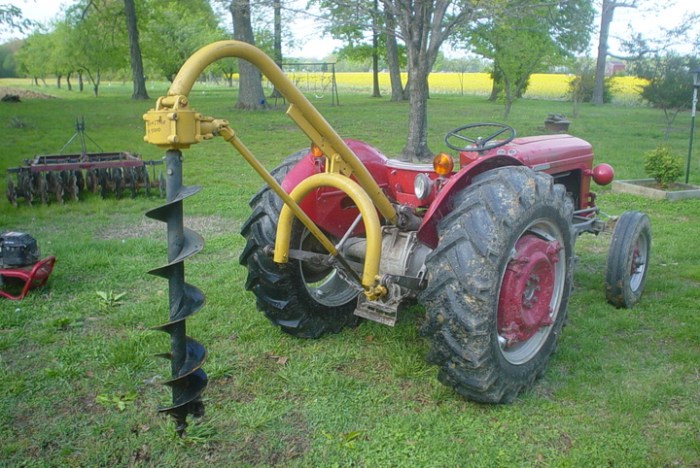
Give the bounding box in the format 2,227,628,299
420,166,574,403
239,150,360,338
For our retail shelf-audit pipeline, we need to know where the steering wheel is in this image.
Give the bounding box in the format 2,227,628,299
445,123,516,152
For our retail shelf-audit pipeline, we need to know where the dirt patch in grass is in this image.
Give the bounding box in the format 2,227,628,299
0,87,57,100
95,215,236,240
236,411,310,466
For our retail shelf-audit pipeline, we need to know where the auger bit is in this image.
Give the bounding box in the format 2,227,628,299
142,40,398,435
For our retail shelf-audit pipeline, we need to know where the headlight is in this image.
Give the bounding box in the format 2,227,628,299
414,173,433,200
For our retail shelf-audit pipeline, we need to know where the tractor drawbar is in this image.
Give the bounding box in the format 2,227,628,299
145,149,207,435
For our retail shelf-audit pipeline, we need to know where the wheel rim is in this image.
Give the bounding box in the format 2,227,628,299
297,230,358,307
629,234,649,292
497,219,567,365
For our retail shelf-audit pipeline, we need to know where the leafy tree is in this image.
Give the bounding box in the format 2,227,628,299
640,54,699,139
0,39,21,77
141,0,222,82
568,57,613,117
61,0,129,96
469,0,593,118
312,0,383,98
383,0,492,161
313,0,406,101
13,32,53,84
37,21,82,90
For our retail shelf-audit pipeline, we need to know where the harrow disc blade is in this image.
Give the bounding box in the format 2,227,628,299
144,168,150,196
86,169,97,193
64,170,79,202
75,170,85,192
6,176,17,206
98,169,109,198
125,167,137,198
19,170,33,206
31,172,48,205
112,168,124,199
47,172,64,204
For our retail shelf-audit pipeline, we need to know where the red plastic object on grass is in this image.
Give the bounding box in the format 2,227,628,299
0,256,56,300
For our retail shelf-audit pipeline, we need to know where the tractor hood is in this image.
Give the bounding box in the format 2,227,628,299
486,134,594,170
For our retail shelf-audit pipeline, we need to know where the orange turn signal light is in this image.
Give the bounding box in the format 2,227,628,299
433,152,454,176
310,143,324,158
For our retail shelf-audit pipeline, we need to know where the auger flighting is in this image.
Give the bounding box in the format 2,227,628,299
145,149,207,435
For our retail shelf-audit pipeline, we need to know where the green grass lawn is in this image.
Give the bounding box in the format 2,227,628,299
0,79,699,466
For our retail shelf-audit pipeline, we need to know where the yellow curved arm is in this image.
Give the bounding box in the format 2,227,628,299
144,40,395,295
274,173,382,292
168,40,396,224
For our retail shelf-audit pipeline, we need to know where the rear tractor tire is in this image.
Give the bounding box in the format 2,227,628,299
420,166,574,403
605,211,651,308
239,150,360,339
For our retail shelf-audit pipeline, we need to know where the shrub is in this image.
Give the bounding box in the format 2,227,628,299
644,146,683,188
568,67,614,104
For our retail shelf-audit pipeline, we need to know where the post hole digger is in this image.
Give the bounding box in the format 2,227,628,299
143,41,651,434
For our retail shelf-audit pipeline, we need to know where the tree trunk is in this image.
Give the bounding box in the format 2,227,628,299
488,80,501,101
269,0,283,99
66,72,72,91
124,0,149,100
78,70,84,92
93,69,100,96
395,1,442,161
230,0,268,110
592,0,615,105
273,0,282,65
56,74,62,89
384,7,404,101
489,73,502,101
371,0,381,98
385,0,476,160
401,53,432,161
502,73,513,119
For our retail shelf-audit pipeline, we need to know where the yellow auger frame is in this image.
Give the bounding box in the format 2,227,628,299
143,40,398,299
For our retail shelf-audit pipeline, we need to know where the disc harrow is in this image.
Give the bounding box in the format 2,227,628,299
146,149,207,436
6,152,163,206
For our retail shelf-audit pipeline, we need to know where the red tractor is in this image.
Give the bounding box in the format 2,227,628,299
238,123,651,403
143,41,650,431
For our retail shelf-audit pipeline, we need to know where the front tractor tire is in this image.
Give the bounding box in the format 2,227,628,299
420,166,574,403
239,151,360,339
605,211,651,308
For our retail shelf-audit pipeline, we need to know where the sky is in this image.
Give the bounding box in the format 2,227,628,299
1,0,699,58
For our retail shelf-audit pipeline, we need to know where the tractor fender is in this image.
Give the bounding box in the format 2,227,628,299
281,139,389,193
417,155,523,248
280,140,390,239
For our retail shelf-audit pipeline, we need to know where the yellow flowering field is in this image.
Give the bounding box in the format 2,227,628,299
281,71,647,102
